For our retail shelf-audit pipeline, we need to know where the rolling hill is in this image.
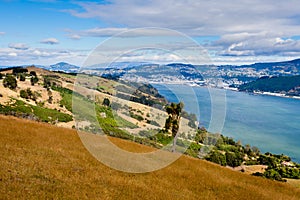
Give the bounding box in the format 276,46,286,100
238,75,300,96
1,115,300,199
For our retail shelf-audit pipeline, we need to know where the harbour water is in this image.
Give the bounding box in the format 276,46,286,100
154,84,300,162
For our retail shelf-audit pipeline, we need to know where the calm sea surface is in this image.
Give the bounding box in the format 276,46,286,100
154,84,300,162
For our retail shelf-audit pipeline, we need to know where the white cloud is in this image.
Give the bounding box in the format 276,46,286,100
66,27,183,39
0,32,5,36
0,47,87,66
8,43,29,50
66,0,300,36
211,33,300,57
8,52,17,57
40,38,59,45
69,34,81,40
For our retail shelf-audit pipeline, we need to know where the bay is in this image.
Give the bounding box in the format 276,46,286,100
154,84,300,162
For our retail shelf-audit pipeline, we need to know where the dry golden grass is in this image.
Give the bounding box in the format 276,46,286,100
0,115,300,200
287,179,300,188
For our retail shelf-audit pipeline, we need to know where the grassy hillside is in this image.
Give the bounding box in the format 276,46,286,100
239,75,300,95
0,115,300,199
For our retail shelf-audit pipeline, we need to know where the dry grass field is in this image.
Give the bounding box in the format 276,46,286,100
0,115,300,199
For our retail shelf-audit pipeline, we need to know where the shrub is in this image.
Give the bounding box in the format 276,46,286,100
206,151,227,166
3,75,17,90
12,68,28,74
130,112,144,121
30,76,39,86
102,98,110,107
20,90,29,99
30,71,37,76
264,169,284,181
146,119,160,127
19,73,26,81
20,88,37,101
225,152,243,167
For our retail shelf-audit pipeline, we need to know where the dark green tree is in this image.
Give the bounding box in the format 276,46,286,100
207,151,227,166
30,76,39,86
20,89,29,99
225,152,243,167
102,98,111,107
164,102,184,152
3,75,17,90
19,73,26,81
30,71,37,77
43,77,51,88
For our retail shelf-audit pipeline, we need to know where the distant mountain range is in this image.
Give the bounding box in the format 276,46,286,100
0,62,80,73
1,58,300,87
83,58,300,86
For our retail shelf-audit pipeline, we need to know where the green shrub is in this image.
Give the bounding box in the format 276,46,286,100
30,76,39,85
206,151,227,166
20,88,36,100
30,71,37,76
225,152,243,167
12,68,28,74
102,98,110,107
130,112,144,121
19,73,26,81
3,75,17,90
263,169,285,181
146,119,160,127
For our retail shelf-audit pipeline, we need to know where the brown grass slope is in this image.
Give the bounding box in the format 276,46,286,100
0,115,299,200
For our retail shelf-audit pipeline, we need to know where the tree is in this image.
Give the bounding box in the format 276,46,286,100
30,76,39,86
225,152,243,167
30,71,37,77
20,88,36,101
195,128,208,144
48,90,53,104
3,75,17,90
251,146,260,155
43,77,51,88
19,73,26,81
20,89,29,99
207,151,227,166
164,102,184,152
102,98,110,107
12,68,28,75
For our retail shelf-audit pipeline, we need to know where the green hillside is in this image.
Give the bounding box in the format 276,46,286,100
239,75,300,95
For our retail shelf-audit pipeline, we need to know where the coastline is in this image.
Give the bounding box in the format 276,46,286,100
150,80,300,100
153,83,300,163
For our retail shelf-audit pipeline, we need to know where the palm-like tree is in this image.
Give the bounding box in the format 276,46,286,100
165,102,184,152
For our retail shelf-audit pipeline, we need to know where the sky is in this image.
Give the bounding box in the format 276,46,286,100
1,0,300,66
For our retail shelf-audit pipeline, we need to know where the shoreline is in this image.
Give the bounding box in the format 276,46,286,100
152,82,300,100
153,83,300,163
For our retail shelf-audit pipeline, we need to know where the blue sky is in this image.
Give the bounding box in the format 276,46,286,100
1,0,300,66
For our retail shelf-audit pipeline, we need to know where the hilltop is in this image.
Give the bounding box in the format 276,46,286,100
1,115,300,199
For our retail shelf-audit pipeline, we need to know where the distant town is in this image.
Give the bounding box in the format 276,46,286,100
3,58,300,93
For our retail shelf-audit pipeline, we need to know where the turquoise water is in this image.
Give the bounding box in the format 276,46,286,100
154,84,300,162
